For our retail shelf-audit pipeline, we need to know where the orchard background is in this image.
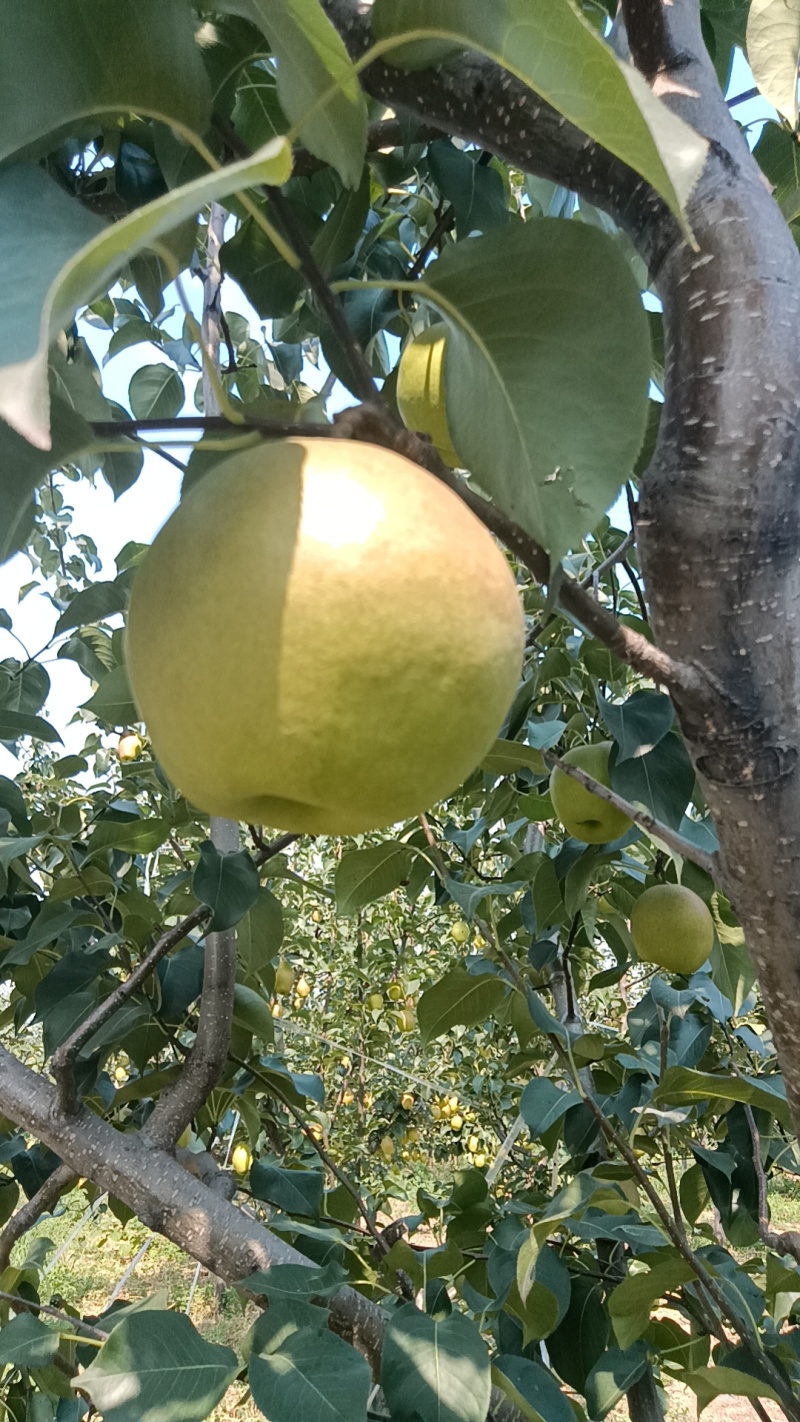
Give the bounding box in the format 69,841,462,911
3,3,800,1421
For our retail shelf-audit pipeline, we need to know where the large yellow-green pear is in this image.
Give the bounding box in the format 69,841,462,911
549,741,633,844
397,323,460,467
125,438,523,835
630,883,715,975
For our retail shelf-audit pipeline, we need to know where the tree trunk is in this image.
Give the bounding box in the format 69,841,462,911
323,0,800,1136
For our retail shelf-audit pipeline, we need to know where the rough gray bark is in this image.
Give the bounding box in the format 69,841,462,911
321,0,800,1136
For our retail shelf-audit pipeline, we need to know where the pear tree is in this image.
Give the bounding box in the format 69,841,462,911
2,4,800,1422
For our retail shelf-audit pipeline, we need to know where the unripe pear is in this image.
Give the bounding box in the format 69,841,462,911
117,731,144,762
231,1144,252,1174
125,439,523,835
397,323,460,467
367,992,384,1012
274,959,294,996
451,920,470,944
549,741,633,844
296,976,311,999
379,1135,395,1160
387,982,404,1002
630,883,715,975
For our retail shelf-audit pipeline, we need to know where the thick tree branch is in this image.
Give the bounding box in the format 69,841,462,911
0,1164,76,1273
544,752,719,876
320,0,678,274
0,1048,526,1420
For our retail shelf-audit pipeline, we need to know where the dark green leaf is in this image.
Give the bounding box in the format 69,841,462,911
427,141,510,236
0,0,211,168
610,733,695,830
249,1317,371,1422
335,843,414,915
54,579,130,635
239,1262,347,1300
0,710,61,744
0,398,93,567
128,365,184,421
597,691,674,763
418,968,507,1047
417,220,649,559
249,1163,324,1218
493,1356,575,1422
584,1342,649,1419
233,0,368,189
519,1078,580,1136
382,1306,491,1422
0,1314,61,1369
78,1311,238,1422
81,664,139,728
89,817,169,855
193,841,260,932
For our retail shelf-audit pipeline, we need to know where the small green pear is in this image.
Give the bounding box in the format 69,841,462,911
549,741,633,844
630,883,715,975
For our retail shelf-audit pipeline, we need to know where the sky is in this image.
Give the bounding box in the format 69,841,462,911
0,49,777,776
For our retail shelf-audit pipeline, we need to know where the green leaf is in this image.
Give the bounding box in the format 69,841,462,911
0,710,61,745
81,664,139,728
608,1256,694,1351
335,843,413,915
747,0,800,124
492,1356,575,1422
547,1275,609,1394
381,1306,491,1422
417,967,507,1047
250,1162,324,1218
311,166,371,275
54,578,130,636
128,365,185,421
680,1365,781,1411
232,981,275,1043
0,1313,61,1369
427,140,510,237
89,817,170,855
481,739,546,776
249,1318,372,1422
519,1078,580,1137
653,1066,791,1129
710,938,756,1018
193,841,260,932
225,0,368,189
609,733,695,830
416,220,650,560
597,691,674,764
584,1342,649,1419
0,397,94,567
370,0,707,224
0,0,211,167
444,877,522,918
77,1311,238,1422
239,1262,347,1300
237,887,284,979
514,1242,572,1339
0,138,292,448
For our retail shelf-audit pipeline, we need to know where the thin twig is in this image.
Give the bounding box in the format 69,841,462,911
0,1289,109,1341
51,906,213,1116
255,1071,388,1256
744,1104,800,1266
407,203,455,280
544,751,719,877
0,1165,76,1272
